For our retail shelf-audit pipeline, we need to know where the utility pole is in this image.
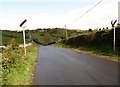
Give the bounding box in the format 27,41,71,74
19,19,27,58
111,20,117,51
65,25,68,40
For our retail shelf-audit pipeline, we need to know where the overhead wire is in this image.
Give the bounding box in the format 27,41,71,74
66,0,103,27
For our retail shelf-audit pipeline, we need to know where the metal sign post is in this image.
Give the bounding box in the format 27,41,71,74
111,20,117,51
23,26,26,57
113,26,115,51
19,19,27,57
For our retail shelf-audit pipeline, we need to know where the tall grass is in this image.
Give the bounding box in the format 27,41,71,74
2,43,38,85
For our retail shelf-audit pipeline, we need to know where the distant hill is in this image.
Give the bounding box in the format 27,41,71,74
1,28,81,46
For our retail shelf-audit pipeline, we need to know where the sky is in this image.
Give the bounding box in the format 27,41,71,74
0,0,119,30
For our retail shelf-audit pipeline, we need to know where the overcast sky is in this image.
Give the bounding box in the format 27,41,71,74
0,0,119,30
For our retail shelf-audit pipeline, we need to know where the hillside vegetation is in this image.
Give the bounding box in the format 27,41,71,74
1,27,120,58
1,26,120,85
31,28,80,45
1,28,80,46
1,30,31,46
63,27,120,58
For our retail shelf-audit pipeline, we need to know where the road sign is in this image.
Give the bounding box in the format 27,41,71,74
19,19,27,27
19,19,27,57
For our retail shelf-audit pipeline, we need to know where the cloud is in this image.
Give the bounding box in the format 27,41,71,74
118,1,120,23
0,0,119,30
66,0,118,29
1,0,98,2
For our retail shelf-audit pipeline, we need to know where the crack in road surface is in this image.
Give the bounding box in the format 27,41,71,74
33,45,118,85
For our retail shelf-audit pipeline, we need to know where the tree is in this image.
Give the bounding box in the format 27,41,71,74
88,29,92,32
44,33,51,45
106,27,108,29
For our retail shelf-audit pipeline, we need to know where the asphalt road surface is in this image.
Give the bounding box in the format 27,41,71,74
33,45,118,85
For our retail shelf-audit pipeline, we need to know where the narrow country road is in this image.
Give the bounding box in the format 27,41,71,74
33,45,118,85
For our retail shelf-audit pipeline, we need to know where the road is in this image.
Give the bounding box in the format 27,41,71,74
33,45,118,85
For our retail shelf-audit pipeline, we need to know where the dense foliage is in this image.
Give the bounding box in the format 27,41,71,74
29,28,80,45
2,43,37,85
1,28,80,46
2,43,25,85
64,27,120,56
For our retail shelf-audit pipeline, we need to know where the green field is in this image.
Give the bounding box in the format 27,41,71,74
1,30,31,45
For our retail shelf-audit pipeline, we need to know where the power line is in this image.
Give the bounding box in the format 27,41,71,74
67,0,103,26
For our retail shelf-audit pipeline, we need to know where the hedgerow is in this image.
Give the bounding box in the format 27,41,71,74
2,43,28,85
64,27,120,56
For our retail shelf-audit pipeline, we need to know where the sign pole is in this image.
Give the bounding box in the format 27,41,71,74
111,20,117,51
19,19,27,58
113,26,115,51
23,27,26,57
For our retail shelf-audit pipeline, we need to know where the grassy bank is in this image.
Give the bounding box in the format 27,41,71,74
58,27,120,61
54,43,119,61
0,53,2,86
2,43,38,85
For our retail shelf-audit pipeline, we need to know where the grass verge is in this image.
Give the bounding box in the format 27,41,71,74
53,43,119,62
0,53,2,86
2,43,38,85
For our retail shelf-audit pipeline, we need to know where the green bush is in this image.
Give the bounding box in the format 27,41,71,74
2,43,27,85
64,28,120,55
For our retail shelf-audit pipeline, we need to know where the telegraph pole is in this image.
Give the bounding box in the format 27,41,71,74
111,20,117,51
65,25,68,40
19,19,27,58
